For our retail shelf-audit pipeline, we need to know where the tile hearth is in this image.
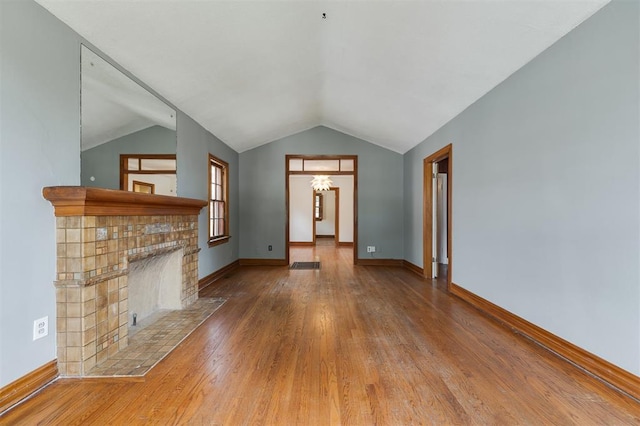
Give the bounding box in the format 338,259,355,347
86,297,226,377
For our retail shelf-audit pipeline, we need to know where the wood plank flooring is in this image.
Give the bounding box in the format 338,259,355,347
2,242,639,424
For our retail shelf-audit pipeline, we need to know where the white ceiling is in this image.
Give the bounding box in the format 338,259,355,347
36,0,609,154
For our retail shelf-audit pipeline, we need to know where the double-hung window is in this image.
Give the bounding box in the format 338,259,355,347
209,154,230,246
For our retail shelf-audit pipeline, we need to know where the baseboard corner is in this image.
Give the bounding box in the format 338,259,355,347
402,260,424,277
198,259,240,291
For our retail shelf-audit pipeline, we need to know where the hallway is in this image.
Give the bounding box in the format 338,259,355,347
2,243,638,424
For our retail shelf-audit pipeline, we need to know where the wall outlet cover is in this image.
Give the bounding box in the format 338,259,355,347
33,316,48,341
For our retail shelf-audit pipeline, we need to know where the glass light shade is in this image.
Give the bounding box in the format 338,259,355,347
310,175,333,191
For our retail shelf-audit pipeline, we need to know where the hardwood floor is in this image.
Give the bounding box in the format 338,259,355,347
2,242,639,424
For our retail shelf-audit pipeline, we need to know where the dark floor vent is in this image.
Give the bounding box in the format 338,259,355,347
289,262,320,270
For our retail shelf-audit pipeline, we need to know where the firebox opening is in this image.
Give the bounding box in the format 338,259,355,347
128,249,183,332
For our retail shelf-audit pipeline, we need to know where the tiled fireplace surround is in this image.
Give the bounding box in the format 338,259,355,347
43,187,207,376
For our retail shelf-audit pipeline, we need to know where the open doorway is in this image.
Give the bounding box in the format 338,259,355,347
435,158,448,280
423,144,452,289
315,188,339,247
286,155,357,266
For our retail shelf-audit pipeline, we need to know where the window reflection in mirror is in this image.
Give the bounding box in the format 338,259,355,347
121,154,176,196
80,45,177,196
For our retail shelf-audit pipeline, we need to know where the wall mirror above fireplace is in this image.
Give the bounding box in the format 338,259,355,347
80,44,178,196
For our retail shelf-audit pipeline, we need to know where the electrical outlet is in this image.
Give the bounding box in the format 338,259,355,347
33,316,48,341
268,245,273,251
367,246,376,253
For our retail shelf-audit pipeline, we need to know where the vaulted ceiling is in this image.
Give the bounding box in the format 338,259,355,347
36,0,609,153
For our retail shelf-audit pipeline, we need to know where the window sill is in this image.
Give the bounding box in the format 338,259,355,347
208,235,230,247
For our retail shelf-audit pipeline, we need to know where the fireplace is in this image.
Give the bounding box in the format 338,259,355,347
43,187,207,376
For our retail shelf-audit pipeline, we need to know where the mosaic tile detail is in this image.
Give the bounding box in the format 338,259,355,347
96,227,108,241
145,223,172,234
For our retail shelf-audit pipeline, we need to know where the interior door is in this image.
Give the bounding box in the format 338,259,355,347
432,162,438,277
437,173,448,265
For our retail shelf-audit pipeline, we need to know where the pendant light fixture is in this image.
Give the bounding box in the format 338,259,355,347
310,175,332,191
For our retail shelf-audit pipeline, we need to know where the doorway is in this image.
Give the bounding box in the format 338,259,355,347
286,155,358,266
314,187,339,247
423,144,452,289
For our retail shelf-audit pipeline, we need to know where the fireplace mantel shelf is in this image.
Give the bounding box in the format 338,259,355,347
43,186,207,217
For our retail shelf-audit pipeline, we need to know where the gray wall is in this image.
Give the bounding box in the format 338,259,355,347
177,113,239,278
403,0,639,375
239,126,403,260
1,0,81,386
0,0,240,388
81,125,176,189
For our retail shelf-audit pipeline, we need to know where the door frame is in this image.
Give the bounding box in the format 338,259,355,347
286,155,357,265
423,144,452,288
